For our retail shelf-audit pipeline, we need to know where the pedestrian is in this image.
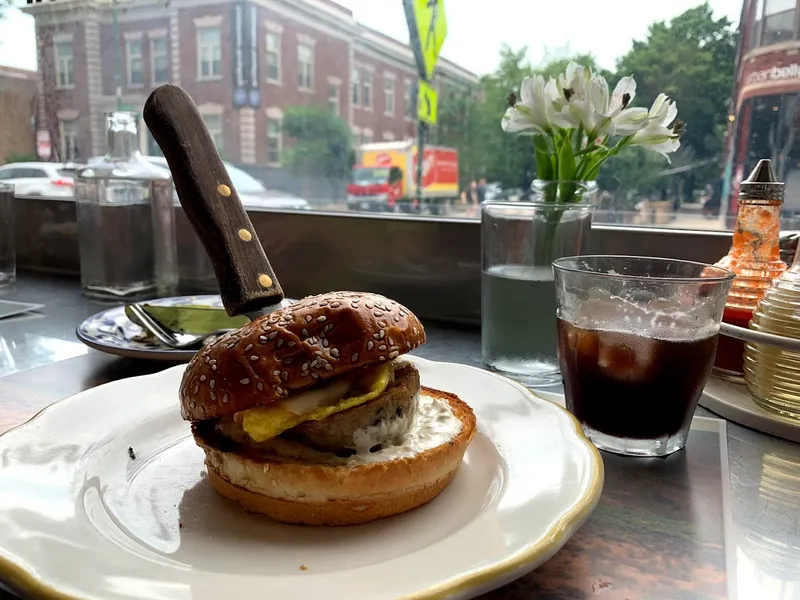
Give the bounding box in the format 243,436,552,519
477,177,487,204
468,181,479,217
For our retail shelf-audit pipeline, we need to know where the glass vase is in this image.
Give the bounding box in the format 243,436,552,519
481,180,596,387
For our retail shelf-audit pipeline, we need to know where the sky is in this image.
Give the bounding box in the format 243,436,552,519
0,0,743,75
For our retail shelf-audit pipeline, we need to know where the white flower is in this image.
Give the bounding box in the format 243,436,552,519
546,62,591,130
501,75,556,134
613,107,650,136
577,74,648,137
647,93,679,128
558,61,591,103
609,76,649,135
630,94,682,160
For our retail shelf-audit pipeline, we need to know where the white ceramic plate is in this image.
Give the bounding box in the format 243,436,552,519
0,356,603,600
700,375,800,443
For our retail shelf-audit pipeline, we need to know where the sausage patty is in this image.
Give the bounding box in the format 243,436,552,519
287,363,420,453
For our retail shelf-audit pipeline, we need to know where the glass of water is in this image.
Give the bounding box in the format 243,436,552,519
0,183,15,286
481,197,593,387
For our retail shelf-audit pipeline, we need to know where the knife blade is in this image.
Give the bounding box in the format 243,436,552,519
143,84,285,321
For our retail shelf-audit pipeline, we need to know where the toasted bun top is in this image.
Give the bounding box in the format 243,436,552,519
179,291,425,421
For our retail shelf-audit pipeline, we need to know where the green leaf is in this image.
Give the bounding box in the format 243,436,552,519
533,135,554,181
557,134,576,181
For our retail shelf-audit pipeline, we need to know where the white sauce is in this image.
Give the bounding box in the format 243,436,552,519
351,392,418,454
345,392,462,465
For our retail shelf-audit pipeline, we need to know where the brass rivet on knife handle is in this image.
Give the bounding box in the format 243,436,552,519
143,84,284,317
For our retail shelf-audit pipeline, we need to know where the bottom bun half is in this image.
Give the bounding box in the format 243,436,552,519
194,387,476,526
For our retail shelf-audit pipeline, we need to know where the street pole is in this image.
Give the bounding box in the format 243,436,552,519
417,118,426,213
112,0,122,110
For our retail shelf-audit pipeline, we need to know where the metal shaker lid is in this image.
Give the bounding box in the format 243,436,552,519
739,159,784,202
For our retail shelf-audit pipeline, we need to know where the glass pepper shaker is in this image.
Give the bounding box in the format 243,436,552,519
712,159,787,381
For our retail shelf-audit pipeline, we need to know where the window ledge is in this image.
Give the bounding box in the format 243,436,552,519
128,83,145,89
298,87,315,94
55,85,75,91
197,75,223,82
267,79,283,86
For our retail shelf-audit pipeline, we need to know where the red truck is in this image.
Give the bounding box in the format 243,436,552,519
346,140,459,214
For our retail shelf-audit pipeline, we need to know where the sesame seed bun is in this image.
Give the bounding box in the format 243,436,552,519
179,291,426,422
193,387,476,526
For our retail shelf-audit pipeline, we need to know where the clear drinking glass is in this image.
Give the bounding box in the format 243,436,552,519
481,194,594,387
0,183,15,286
553,255,734,457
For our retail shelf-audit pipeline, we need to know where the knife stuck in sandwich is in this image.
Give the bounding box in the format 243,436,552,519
143,84,285,321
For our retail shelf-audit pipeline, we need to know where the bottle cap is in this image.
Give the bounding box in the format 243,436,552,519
739,159,784,202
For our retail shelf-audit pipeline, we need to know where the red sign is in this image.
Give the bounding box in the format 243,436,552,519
412,147,459,188
36,129,51,160
375,153,393,167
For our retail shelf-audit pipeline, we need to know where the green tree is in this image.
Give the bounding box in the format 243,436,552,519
435,83,483,191
281,105,355,179
5,151,37,164
615,2,736,199
596,148,667,209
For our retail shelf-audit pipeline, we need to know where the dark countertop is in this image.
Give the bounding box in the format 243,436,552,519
0,273,799,599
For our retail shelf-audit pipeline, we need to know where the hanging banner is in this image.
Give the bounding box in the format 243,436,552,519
231,1,260,109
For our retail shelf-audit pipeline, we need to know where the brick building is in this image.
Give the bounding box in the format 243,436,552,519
0,66,37,164
726,0,800,213
23,0,477,171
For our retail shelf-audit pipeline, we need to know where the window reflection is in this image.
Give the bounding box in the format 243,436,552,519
763,0,796,46
2,0,796,232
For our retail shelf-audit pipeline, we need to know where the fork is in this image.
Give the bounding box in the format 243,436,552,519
125,303,219,350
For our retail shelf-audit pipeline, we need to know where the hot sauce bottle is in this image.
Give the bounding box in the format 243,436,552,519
713,159,787,381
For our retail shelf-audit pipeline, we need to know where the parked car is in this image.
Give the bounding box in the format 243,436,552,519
143,157,311,211
0,162,80,198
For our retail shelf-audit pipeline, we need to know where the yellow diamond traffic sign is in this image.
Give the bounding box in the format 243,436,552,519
417,80,438,125
403,0,448,80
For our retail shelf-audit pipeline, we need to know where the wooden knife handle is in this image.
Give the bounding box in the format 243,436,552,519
143,84,284,316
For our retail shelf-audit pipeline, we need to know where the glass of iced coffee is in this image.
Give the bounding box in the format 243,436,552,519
553,256,734,457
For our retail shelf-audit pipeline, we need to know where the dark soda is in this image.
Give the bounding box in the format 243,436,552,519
557,318,718,440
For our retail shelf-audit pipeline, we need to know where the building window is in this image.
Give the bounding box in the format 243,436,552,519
266,32,281,83
267,119,282,165
351,67,360,106
404,78,414,119
202,114,223,150
151,37,169,84
384,77,395,116
329,83,340,115
297,43,314,90
751,0,765,49
60,120,79,161
362,131,373,145
197,27,222,80
762,0,796,46
126,39,144,86
54,42,74,89
362,69,373,110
